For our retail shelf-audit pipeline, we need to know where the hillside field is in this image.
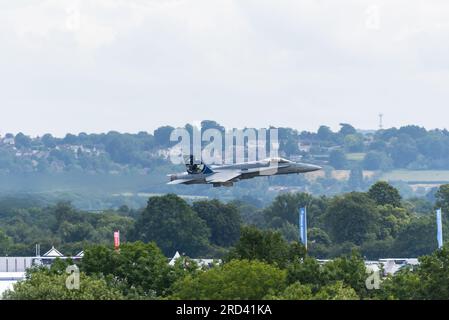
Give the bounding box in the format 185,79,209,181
381,170,449,183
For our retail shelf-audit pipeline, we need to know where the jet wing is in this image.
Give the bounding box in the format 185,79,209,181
167,179,196,185
247,164,290,176
205,171,241,183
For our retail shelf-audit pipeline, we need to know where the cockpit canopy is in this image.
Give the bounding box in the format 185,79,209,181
264,157,293,164
184,155,206,174
186,163,205,174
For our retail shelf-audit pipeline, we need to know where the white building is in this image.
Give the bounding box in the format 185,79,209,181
0,247,83,297
169,251,220,269
0,272,25,297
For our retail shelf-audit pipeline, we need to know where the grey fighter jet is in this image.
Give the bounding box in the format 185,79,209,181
168,156,322,187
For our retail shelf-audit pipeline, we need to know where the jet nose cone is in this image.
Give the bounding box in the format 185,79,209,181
296,163,322,172
307,164,322,172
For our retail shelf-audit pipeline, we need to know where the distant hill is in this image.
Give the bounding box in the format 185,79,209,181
1,121,449,208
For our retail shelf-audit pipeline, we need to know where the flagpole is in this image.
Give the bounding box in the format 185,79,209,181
299,207,308,250
436,209,443,249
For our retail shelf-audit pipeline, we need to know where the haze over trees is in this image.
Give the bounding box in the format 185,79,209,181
2,122,449,205
1,181,447,260
131,194,211,257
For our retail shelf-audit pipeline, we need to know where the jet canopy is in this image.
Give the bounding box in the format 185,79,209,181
184,155,207,174
265,157,293,164
187,163,205,174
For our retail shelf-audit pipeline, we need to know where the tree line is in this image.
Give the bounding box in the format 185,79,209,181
4,121,449,174
2,181,449,299
1,181,449,260
4,231,449,300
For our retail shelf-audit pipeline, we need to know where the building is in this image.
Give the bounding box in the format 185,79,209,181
169,251,220,269
0,257,35,273
0,247,84,297
318,258,419,276
0,272,24,296
378,258,419,275
1,137,15,145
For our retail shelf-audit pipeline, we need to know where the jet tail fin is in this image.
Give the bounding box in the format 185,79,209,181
203,164,214,174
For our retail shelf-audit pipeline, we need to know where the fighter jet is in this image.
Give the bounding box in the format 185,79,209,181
167,156,322,187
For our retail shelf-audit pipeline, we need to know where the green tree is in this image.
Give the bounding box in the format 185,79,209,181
313,281,359,300
3,270,123,300
14,133,32,149
62,133,79,145
363,151,393,171
192,200,242,247
329,149,347,169
391,217,437,257
170,260,287,300
58,221,96,243
278,127,300,156
317,126,334,141
402,245,449,299
264,192,313,226
344,134,364,152
265,282,314,300
154,126,175,147
368,181,402,207
132,194,210,256
347,166,364,191
278,221,299,242
435,184,449,216
287,257,324,289
379,245,449,299
81,242,174,297
0,229,12,255
41,133,57,148
104,134,136,164
339,123,356,136
287,252,367,297
321,251,368,297
390,136,418,168
325,193,379,245
226,226,291,268
398,125,427,139
378,268,421,300
308,228,331,245
267,281,358,300
417,132,449,159
377,205,411,240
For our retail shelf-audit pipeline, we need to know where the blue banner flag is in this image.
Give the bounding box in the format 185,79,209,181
299,207,307,249
436,209,443,249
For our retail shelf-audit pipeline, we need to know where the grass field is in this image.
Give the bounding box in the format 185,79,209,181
380,170,449,182
306,170,375,181
306,169,449,183
346,153,366,161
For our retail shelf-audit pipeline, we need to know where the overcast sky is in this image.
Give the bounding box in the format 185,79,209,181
1,0,449,137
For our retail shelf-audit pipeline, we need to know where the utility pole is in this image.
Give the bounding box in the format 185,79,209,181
378,113,384,130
